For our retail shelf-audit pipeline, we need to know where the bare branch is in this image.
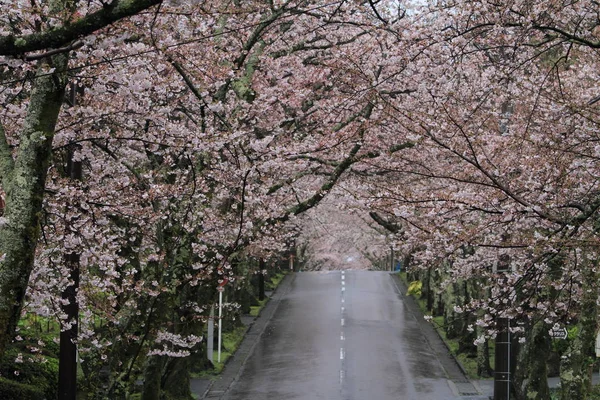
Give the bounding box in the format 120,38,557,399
24,41,84,61
368,0,388,24
168,58,232,130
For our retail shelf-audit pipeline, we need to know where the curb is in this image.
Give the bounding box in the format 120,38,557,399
201,272,295,399
389,272,482,397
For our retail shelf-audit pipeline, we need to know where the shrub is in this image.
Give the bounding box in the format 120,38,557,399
0,347,58,399
0,376,45,400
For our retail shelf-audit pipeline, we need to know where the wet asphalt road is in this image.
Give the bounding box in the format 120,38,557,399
223,271,463,400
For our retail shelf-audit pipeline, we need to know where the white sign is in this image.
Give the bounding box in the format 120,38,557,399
550,326,568,340
596,332,600,357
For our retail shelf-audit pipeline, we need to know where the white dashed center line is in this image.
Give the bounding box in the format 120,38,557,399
340,271,346,387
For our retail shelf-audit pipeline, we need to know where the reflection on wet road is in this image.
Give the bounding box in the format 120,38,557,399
224,271,461,400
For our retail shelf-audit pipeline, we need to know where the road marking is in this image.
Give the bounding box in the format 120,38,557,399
340,348,345,360
341,334,345,341
341,287,345,292
341,306,345,312
340,369,344,384
341,298,345,303
341,318,345,326
342,281,345,286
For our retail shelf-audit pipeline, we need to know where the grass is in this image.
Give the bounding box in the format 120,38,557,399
266,271,287,290
192,325,248,379
250,271,287,317
194,271,289,379
249,299,268,317
211,325,247,373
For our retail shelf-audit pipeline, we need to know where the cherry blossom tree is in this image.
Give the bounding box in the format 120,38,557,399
0,0,411,397
346,1,600,397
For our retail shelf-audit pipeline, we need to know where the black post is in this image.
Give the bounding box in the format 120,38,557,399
258,259,265,301
58,253,79,400
494,317,511,400
58,138,82,400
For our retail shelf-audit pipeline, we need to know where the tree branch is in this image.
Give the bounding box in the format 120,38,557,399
369,211,401,233
24,40,84,61
0,0,163,57
275,141,363,224
168,58,231,130
368,0,388,24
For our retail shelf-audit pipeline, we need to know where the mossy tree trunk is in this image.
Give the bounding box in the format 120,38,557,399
162,357,194,400
521,321,551,400
560,267,598,400
0,55,68,357
141,354,166,400
476,306,493,378
476,337,493,378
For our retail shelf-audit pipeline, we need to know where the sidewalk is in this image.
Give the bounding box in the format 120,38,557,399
390,273,489,399
190,274,295,399
391,272,600,399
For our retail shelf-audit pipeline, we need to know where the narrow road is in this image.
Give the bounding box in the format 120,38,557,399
222,271,476,400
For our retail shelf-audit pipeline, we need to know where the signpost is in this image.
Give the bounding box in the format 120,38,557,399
217,276,228,363
549,326,568,340
207,305,214,363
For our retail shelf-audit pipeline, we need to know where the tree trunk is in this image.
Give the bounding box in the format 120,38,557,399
142,354,166,400
523,322,551,400
476,338,493,378
560,269,597,400
0,54,68,357
162,357,194,400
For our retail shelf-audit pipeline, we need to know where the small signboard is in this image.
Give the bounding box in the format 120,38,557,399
550,325,568,340
217,286,224,293
596,332,600,357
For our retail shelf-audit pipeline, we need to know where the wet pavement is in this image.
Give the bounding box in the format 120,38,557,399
201,271,489,400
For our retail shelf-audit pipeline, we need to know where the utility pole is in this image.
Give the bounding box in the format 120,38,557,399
494,255,512,400
494,316,511,400
58,83,81,400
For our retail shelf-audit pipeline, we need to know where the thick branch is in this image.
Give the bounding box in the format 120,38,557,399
267,170,316,195
530,24,600,49
369,211,401,234
275,141,363,224
234,8,284,69
0,0,162,56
